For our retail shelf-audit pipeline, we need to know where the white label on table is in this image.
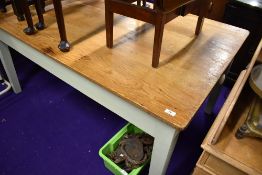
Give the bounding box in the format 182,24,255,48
164,109,176,117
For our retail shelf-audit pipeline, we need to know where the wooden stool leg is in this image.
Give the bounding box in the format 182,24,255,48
12,0,25,21
0,0,7,13
195,0,208,35
40,0,45,13
22,0,37,35
105,0,113,48
152,13,165,68
53,0,70,52
34,0,45,30
142,0,146,7
137,0,141,6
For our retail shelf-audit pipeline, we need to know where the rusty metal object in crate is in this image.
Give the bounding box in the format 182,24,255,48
109,133,154,172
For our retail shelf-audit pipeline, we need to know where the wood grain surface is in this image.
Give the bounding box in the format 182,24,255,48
0,0,249,129
194,152,247,175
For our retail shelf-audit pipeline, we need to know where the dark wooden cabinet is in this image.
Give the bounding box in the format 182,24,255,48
186,0,229,21
207,0,229,21
224,0,262,80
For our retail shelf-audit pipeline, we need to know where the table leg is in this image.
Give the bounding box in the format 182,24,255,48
149,126,179,175
0,41,22,94
204,74,225,115
105,0,113,48
152,12,165,68
195,0,209,35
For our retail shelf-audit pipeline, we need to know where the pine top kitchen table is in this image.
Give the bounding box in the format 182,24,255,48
0,0,249,174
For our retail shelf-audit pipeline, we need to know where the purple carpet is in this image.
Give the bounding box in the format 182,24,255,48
0,48,230,175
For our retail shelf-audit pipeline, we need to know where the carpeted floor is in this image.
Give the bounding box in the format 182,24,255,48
0,48,230,175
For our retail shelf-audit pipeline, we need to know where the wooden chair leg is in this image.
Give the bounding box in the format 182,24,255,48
12,0,25,21
22,0,37,35
0,0,7,13
40,0,45,13
142,0,146,7
152,13,165,68
195,0,208,35
34,0,45,30
137,0,141,6
105,0,113,48
53,0,70,52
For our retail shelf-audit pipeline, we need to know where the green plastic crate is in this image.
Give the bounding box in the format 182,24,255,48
99,123,148,175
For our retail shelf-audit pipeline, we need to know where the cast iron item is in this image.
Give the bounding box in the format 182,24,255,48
109,133,154,172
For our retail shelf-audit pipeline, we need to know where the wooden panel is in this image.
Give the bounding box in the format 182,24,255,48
194,152,247,175
203,39,262,144
0,0,248,129
214,90,262,174
193,166,212,175
203,88,262,175
258,50,262,63
162,0,194,12
205,154,246,175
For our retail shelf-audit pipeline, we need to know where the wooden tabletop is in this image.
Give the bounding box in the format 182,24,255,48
0,0,249,130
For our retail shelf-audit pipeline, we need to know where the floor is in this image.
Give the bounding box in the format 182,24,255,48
0,48,230,175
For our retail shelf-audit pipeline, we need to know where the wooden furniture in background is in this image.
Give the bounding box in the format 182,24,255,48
187,0,229,21
224,0,262,81
194,152,247,175
236,64,262,139
105,0,209,68
193,39,262,175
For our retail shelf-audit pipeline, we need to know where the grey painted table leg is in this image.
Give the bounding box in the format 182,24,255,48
204,74,225,115
148,125,179,175
0,41,22,94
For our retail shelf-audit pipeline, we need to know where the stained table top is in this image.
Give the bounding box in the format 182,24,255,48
0,0,249,129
